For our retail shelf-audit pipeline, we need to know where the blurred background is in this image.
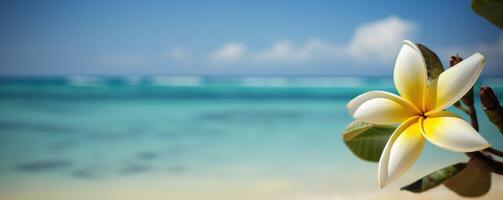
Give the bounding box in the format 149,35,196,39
0,0,502,199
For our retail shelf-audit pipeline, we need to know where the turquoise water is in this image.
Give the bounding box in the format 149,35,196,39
1,76,502,199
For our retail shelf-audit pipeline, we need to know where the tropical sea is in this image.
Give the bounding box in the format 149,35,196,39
0,76,502,200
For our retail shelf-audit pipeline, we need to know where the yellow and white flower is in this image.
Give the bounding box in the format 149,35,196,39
347,40,490,187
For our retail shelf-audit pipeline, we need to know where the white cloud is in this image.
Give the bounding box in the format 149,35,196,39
165,47,190,60
210,42,247,63
476,34,503,54
347,16,417,63
252,39,342,63
475,34,503,70
246,16,418,65
441,33,503,74
97,16,418,69
97,55,147,66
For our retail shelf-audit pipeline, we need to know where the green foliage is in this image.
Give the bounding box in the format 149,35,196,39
444,159,491,197
472,0,503,29
342,121,396,162
401,163,466,193
416,43,444,81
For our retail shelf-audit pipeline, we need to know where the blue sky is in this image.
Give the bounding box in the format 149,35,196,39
0,0,501,76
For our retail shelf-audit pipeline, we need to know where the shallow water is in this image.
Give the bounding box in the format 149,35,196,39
0,76,502,200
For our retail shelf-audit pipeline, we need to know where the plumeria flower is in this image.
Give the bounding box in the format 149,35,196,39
347,40,490,188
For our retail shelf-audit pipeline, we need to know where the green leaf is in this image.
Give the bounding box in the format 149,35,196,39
401,163,466,193
416,43,444,81
472,0,503,29
342,121,396,162
444,159,491,197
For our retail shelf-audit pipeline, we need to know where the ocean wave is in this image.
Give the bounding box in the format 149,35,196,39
56,76,388,88
238,77,366,88
295,77,365,87
125,76,143,85
482,78,503,87
6,76,501,101
148,76,201,87
239,77,289,87
66,76,104,87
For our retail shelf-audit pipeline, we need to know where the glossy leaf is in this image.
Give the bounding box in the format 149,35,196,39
342,121,396,162
401,163,466,193
444,159,491,197
417,43,444,81
472,0,503,29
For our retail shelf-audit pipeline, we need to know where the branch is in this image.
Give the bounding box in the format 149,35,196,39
466,152,503,175
461,92,503,175
449,55,503,174
467,101,479,131
486,147,503,157
460,95,503,174
480,86,503,135
454,101,471,115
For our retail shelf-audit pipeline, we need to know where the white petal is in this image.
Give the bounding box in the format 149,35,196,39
347,91,418,124
379,117,422,188
394,40,427,111
421,113,490,152
428,53,485,114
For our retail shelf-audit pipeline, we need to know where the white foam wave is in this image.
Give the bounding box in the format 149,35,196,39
125,76,142,85
149,76,201,86
482,78,503,87
238,77,365,88
66,76,103,87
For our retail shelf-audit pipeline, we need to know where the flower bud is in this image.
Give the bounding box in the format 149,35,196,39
449,55,463,67
480,86,500,110
480,86,503,135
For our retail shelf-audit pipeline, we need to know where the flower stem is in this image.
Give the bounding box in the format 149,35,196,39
486,147,503,157
454,101,471,115
466,152,503,175
480,86,503,135
468,103,479,131
449,54,503,174
460,90,503,174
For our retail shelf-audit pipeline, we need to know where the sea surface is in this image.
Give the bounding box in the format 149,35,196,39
0,76,502,200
